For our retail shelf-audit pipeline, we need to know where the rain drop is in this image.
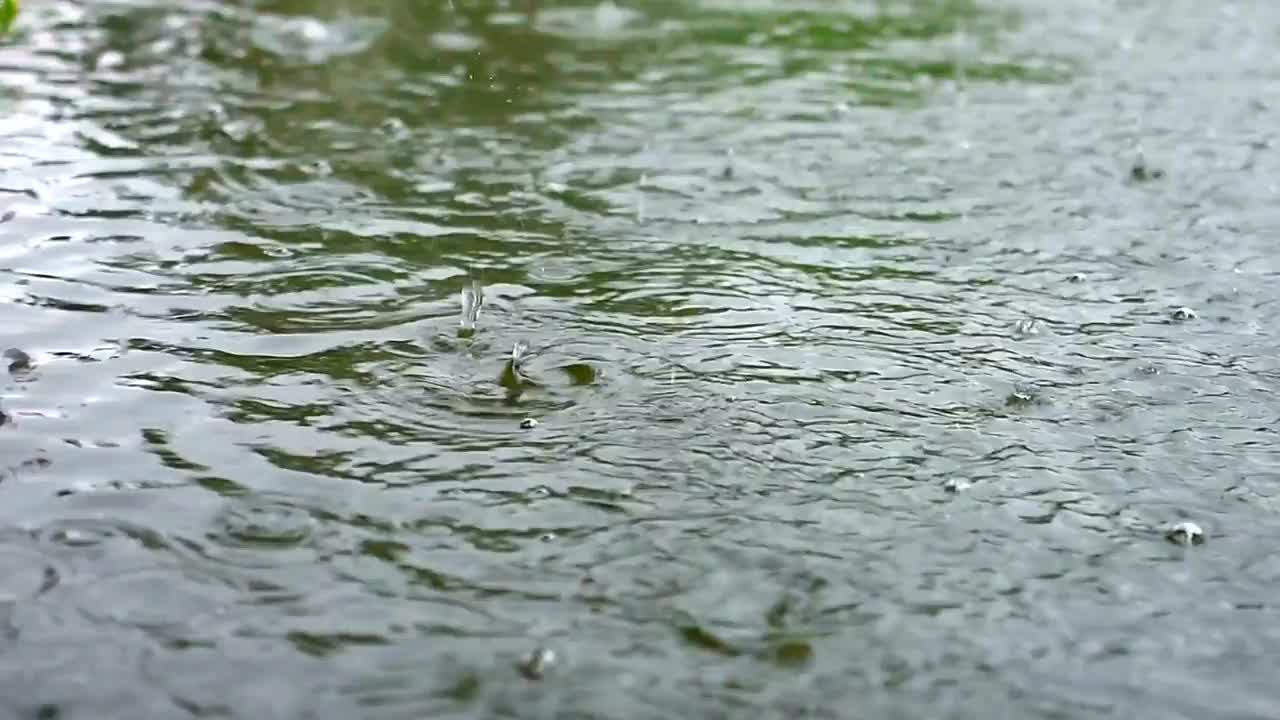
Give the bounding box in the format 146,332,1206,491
459,280,484,333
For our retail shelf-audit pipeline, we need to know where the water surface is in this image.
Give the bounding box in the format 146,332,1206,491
1,0,1278,717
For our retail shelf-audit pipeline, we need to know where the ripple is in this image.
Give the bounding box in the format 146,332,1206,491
141,638,354,719
70,566,236,632
32,517,166,551
0,544,63,601
209,494,319,554
0,0,1277,718
0,629,165,715
249,13,389,66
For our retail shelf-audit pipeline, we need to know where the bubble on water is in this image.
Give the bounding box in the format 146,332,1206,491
1165,521,1204,546
520,418,538,430
1170,306,1197,321
379,117,410,140
516,646,556,680
1129,153,1165,182
1005,384,1043,408
300,159,333,178
1012,317,1043,338
94,50,125,70
1066,272,1088,283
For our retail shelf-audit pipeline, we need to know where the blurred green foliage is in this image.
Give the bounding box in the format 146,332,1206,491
0,0,16,34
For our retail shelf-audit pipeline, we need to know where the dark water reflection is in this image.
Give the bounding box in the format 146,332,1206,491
2,0,1280,717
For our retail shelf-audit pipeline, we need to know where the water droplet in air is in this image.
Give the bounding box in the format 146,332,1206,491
459,280,484,333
